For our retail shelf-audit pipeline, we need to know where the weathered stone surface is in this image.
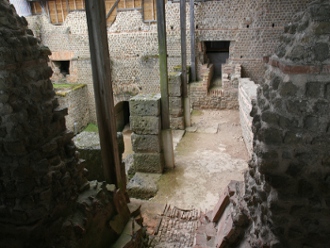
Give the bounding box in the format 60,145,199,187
169,96,183,117
170,116,184,130
131,133,162,153
133,153,164,173
168,72,182,97
73,132,102,181
127,172,161,199
129,93,161,116
130,116,161,134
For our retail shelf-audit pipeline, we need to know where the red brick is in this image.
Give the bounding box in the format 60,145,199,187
211,193,230,223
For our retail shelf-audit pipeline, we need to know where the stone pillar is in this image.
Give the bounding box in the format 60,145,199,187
168,72,185,130
129,94,164,173
242,1,330,247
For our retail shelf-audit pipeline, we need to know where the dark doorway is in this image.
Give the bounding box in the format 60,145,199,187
53,60,70,76
205,41,230,87
114,101,130,132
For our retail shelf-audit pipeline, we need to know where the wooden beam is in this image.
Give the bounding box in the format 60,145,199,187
156,0,169,129
180,0,187,98
84,0,124,190
180,0,191,127
106,0,120,19
156,0,174,169
73,0,77,9
117,7,142,12
190,0,196,81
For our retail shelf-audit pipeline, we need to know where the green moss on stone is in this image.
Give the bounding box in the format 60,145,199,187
84,123,99,132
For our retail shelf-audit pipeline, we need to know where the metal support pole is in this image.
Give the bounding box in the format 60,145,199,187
156,0,174,169
180,0,191,127
85,0,124,190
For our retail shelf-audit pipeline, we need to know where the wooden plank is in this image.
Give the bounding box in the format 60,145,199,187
156,0,170,129
151,0,154,20
190,0,196,81
106,0,120,19
60,0,65,23
84,0,124,190
54,1,59,23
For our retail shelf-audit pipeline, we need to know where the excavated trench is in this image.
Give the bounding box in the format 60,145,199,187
122,109,249,247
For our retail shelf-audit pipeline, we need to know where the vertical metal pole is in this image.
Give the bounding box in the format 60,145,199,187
156,0,174,168
190,0,196,82
85,0,124,190
180,0,191,127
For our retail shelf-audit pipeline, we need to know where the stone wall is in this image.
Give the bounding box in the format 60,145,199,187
0,1,129,246
55,84,90,133
242,1,330,246
25,0,313,122
238,78,257,158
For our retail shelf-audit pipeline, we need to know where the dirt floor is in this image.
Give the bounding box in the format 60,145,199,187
149,109,249,211
122,109,249,245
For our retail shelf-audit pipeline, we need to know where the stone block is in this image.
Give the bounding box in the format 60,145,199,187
169,97,183,108
129,93,161,116
133,153,164,173
127,172,161,199
168,72,182,97
169,107,183,117
131,133,162,153
170,116,184,130
130,116,161,134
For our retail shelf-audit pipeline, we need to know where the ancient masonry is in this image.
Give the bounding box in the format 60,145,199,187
127,94,164,199
242,1,330,247
168,72,184,130
0,1,135,247
191,1,330,247
24,0,314,124
238,78,257,157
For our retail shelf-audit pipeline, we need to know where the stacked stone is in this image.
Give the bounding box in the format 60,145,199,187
0,1,128,247
168,72,184,130
130,94,164,173
241,1,330,247
238,78,257,158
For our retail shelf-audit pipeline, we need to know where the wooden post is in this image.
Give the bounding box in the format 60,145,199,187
156,0,174,168
190,0,196,82
84,0,124,190
180,0,191,127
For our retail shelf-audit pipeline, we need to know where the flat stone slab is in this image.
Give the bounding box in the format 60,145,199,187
172,130,185,150
130,116,161,134
196,126,218,134
134,153,164,173
129,93,161,116
73,131,100,149
127,172,161,199
186,125,198,133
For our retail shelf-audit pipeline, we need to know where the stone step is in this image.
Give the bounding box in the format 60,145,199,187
127,172,161,200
